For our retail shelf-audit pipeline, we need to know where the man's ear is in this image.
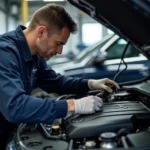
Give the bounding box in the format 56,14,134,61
37,26,47,38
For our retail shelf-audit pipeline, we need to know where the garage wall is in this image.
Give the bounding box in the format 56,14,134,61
0,0,7,34
0,0,19,34
0,10,7,34
0,12,19,34
8,16,20,31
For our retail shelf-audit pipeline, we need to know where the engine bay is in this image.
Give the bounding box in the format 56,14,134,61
9,80,150,150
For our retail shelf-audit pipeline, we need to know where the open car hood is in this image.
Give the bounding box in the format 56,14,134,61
68,0,150,59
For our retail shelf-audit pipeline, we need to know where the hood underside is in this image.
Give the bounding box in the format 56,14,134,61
68,0,150,58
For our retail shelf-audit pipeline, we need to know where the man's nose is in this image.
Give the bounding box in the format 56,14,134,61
56,46,63,54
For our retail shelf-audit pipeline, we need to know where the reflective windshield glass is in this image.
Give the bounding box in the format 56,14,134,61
75,34,114,62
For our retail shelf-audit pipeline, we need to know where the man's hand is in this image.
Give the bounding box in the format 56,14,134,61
71,96,103,114
88,78,120,93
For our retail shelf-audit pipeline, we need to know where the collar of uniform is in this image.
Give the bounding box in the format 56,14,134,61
15,25,33,62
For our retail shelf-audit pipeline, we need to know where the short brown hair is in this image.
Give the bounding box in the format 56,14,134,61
28,4,77,35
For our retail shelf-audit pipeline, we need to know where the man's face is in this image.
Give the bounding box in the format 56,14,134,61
36,26,70,61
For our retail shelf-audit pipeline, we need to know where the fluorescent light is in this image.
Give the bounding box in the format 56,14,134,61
25,0,42,1
43,0,65,1
26,0,66,1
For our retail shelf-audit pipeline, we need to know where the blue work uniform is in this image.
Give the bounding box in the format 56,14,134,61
0,25,89,147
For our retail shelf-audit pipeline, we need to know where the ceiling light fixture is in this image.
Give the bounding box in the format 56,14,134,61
43,0,66,2
26,0,66,1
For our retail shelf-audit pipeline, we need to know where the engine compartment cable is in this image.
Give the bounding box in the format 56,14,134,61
113,41,130,81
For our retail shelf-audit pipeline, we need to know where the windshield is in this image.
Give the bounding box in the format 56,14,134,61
74,34,114,62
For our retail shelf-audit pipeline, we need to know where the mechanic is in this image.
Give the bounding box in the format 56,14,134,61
0,4,120,149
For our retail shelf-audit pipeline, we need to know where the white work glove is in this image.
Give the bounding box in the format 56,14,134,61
74,96,103,114
88,78,120,93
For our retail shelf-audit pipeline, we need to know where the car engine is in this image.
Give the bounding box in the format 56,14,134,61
8,80,150,150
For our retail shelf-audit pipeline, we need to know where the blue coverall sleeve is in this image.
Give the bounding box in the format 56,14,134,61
0,47,67,124
36,58,90,95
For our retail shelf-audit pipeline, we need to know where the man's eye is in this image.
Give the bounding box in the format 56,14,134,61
56,43,61,46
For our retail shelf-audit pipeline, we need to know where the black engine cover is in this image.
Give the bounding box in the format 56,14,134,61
63,101,149,138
